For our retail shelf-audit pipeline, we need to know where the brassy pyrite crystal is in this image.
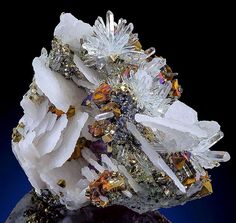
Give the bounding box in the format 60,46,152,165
11,11,230,222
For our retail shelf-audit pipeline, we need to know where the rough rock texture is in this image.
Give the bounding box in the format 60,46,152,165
6,191,170,223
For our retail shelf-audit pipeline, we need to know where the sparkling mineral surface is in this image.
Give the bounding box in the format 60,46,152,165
6,190,170,223
12,10,230,220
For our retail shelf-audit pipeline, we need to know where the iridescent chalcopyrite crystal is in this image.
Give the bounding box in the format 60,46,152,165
12,11,230,222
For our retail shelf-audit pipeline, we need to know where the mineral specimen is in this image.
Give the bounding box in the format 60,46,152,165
12,10,230,219
6,190,170,223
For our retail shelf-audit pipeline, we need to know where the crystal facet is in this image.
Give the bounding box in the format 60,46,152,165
11,11,230,218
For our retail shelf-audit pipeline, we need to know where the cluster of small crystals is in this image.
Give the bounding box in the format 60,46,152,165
49,38,82,79
77,11,183,207
72,11,215,209
82,11,144,70
24,190,66,223
80,83,134,206
80,13,182,117
11,10,230,214
85,170,126,207
12,122,25,143
77,80,213,211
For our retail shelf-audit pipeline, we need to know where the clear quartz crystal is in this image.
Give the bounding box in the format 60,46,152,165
192,131,224,153
82,11,145,69
123,69,172,116
203,151,230,162
95,112,114,121
190,131,230,168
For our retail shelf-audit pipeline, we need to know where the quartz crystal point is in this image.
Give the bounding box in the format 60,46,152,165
12,11,230,218
82,11,145,69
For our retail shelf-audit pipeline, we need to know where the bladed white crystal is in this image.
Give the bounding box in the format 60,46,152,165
36,114,68,156
101,154,118,171
39,111,88,170
81,148,105,173
34,112,57,138
135,113,207,138
73,54,102,86
165,100,198,125
21,96,49,129
33,52,86,112
95,111,114,121
81,166,98,182
118,165,143,193
54,13,93,52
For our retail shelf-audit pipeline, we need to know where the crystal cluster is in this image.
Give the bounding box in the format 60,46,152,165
12,11,230,214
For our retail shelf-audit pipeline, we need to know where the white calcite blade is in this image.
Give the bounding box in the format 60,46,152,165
198,121,220,137
34,112,58,139
81,148,105,173
67,188,90,209
13,142,46,193
135,102,229,170
33,54,86,112
36,114,68,156
40,160,90,209
81,166,98,182
39,111,88,170
101,154,118,171
21,96,49,129
24,167,46,194
118,165,143,193
40,160,84,193
71,75,97,90
54,13,93,52
76,179,90,190
165,100,198,125
18,131,40,166
135,113,207,138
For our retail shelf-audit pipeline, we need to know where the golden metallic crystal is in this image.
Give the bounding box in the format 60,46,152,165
12,122,25,143
69,137,88,161
143,127,155,142
49,106,65,117
134,40,142,51
199,179,213,196
183,177,196,186
102,134,113,143
66,105,76,118
92,83,112,104
87,170,126,207
28,82,44,104
101,102,121,118
57,179,66,188
171,154,186,170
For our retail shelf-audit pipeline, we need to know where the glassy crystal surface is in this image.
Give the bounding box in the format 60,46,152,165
11,11,230,220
